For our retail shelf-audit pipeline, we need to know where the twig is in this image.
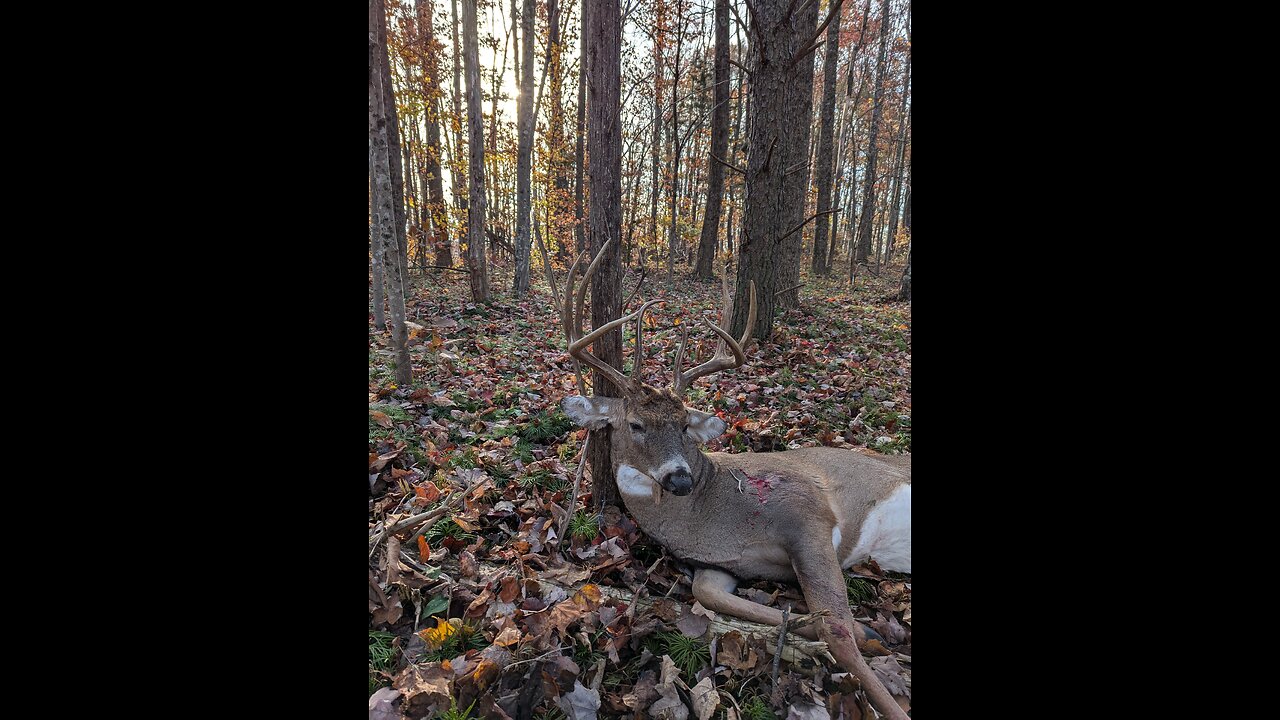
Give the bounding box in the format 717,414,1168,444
774,283,804,298
623,265,648,309
711,153,746,176
561,431,591,538
772,604,790,685
778,209,839,245
368,474,483,557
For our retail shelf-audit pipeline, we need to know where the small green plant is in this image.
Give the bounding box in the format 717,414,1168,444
518,468,568,492
845,576,877,605
369,630,398,671
569,511,600,541
739,694,778,720
434,698,477,720
652,631,710,678
520,409,576,444
424,518,476,545
422,621,488,662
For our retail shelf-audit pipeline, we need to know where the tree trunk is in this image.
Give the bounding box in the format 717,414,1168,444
371,0,411,385
574,0,588,257
897,242,910,300
451,0,467,260
666,0,684,284
731,0,821,341
586,0,624,510
462,0,489,301
370,152,386,330
378,2,410,283
810,1,843,277
853,0,890,266
694,0,729,280
416,0,452,268
885,14,910,261
902,162,911,236
773,0,820,310
513,0,535,295
548,0,570,260
650,2,664,268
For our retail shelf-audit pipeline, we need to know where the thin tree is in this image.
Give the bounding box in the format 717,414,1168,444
450,0,467,256
370,155,386,330
462,0,489,301
513,0,535,295
694,0,730,280
574,0,589,256
811,0,845,276
371,0,411,385
378,1,411,281
853,0,890,268
666,0,686,284
416,0,451,267
585,0,624,508
885,7,910,260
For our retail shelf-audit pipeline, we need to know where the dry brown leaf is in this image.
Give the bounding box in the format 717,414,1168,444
417,535,431,562
498,575,521,603
393,662,452,719
558,680,602,720
493,625,522,647
368,687,401,720
371,410,393,428
716,631,761,672
689,677,719,720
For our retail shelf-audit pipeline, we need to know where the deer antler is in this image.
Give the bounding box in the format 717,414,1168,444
562,240,663,393
672,278,757,394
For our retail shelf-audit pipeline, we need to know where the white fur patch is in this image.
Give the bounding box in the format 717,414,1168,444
653,459,691,482
832,526,842,554
845,484,911,573
617,464,657,497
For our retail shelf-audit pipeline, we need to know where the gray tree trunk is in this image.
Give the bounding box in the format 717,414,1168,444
416,0,451,268
451,0,467,261
885,15,910,260
897,242,910,300
772,0,820,310
810,1,843,276
462,0,489,301
574,0,588,257
853,0,890,265
371,0,411,385
902,162,911,236
513,0,535,295
666,0,684,284
695,0,730,280
377,3,410,282
586,0,624,509
370,152,386,330
731,0,820,340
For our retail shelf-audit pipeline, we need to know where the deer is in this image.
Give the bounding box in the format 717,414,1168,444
556,242,911,720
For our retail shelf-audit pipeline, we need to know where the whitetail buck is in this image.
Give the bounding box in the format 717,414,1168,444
558,243,911,720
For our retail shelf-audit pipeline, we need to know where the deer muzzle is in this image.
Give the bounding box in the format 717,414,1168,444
661,470,693,496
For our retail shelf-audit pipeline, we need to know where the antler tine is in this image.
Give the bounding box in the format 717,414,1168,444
560,240,634,393
632,299,663,378
672,323,690,388
672,281,757,394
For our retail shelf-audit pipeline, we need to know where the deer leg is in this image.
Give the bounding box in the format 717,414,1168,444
692,568,885,644
791,546,909,720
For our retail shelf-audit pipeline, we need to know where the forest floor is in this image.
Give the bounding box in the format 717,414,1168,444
369,256,912,720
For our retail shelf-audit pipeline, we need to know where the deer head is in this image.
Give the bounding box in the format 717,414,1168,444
559,241,756,496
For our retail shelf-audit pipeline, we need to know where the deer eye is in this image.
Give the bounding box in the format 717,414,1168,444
683,424,690,433
629,422,643,432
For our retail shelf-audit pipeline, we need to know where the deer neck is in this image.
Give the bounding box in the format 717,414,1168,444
614,447,723,557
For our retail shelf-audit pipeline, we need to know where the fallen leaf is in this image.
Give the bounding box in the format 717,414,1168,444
417,535,431,562
493,625,522,647
689,677,718,720
558,680,601,720
417,617,460,651
414,483,441,506
371,410,393,428
368,687,401,720
786,701,831,720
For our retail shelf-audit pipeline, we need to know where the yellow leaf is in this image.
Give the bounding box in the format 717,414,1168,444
417,617,460,650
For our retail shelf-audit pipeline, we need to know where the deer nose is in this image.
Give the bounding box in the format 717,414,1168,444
662,470,693,496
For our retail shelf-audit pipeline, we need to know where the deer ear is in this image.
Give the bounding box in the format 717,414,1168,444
687,409,727,443
561,396,621,430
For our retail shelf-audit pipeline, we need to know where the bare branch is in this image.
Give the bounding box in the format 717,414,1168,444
712,153,747,176
778,209,840,245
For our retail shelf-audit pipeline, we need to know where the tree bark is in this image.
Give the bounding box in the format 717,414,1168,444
773,0,820,310
853,0,890,266
378,1,411,282
666,0,685,284
586,0,623,510
416,0,452,268
731,0,820,340
462,0,489,301
450,0,467,260
371,0,412,385
574,0,589,257
885,12,910,261
513,0,535,296
810,1,843,277
695,0,730,280
897,242,910,300
370,153,386,330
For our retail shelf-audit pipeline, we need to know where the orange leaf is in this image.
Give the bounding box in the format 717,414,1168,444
413,483,441,506
371,410,393,428
418,535,432,562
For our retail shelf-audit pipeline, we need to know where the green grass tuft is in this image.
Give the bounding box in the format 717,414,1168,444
569,511,599,541
652,631,710,679
845,576,877,605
